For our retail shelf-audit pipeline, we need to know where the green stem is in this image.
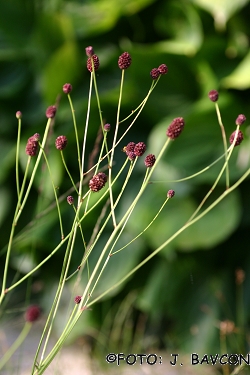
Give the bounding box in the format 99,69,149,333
60,151,79,195
15,116,22,198
0,322,32,370
109,69,125,227
187,128,239,223
40,144,64,239
87,165,250,308
67,93,81,175
215,102,229,188
112,196,169,255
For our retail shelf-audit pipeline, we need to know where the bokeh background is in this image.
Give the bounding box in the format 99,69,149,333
1,0,250,366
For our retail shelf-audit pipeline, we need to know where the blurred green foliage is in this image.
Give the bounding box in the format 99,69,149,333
1,0,250,358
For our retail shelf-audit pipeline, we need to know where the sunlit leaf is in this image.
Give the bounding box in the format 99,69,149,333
176,191,241,250
42,41,81,103
63,0,156,37
221,51,250,89
155,1,203,55
191,0,250,30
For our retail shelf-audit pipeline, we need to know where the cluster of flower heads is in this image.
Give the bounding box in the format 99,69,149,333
123,141,157,168
124,141,147,161
208,89,246,147
150,64,168,80
25,133,40,157
85,46,169,81
89,172,107,192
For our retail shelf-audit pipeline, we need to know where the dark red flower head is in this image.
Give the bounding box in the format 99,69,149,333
104,123,111,132
124,142,136,160
229,130,244,146
67,196,74,205
63,83,73,94
46,105,57,119
25,134,40,157
158,64,168,75
85,46,94,57
89,172,107,192
118,52,132,70
25,305,41,322
134,142,146,156
87,55,100,72
208,90,219,102
166,117,185,139
144,154,156,168
167,189,175,198
150,68,160,80
55,135,68,150
74,295,82,304
235,114,246,126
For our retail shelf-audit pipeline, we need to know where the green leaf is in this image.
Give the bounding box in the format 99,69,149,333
191,0,250,30
64,0,156,37
176,190,241,250
155,1,203,56
42,41,81,103
221,51,250,89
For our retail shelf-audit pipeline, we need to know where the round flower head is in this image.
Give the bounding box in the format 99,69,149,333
118,52,132,70
127,151,136,161
167,189,175,198
63,83,72,94
125,142,135,154
229,130,244,146
89,172,107,192
74,295,82,304
150,68,160,80
25,134,39,157
46,105,57,119
55,135,68,150
166,117,185,139
85,46,94,57
158,64,168,75
87,54,100,72
67,196,74,205
144,154,156,168
134,142,146,157
104,123,111,132
235,114,246,126
25,305,41,322
16,111,22,119
208,90,219,102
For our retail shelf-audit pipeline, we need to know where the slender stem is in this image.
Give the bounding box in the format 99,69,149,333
215,102,229,188
15,116,22,198
0,157,31,303
87,165,250,308
15,118,52,224
67,93,81,175
112,196,169,255
60,151,79,195
108,69,125,227
187,129,239,223
0,322,32,370
36,165,250,374
40,144,64,239
78,74,93,202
